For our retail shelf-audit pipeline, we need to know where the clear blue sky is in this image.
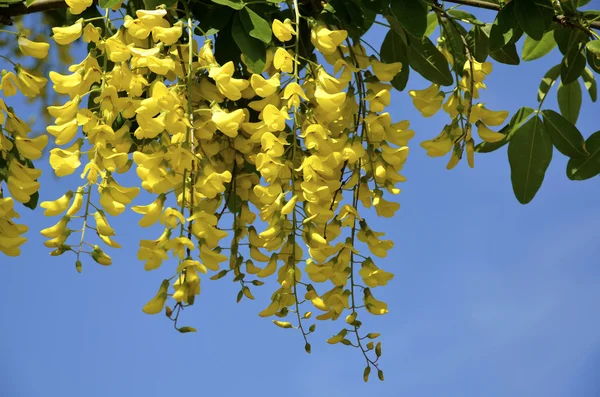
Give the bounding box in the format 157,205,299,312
2,8,600,397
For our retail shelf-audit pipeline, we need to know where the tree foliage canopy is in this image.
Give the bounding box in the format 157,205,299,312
0,0,599,380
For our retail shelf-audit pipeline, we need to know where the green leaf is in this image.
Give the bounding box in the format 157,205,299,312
581,67,597,102
522,30,556,61
537,63,561,102
231,13,266,73
567,131,600,180
489,2,521,51
425,12,438,37
407,36,454,86
475,106,534,153
178,326,197,333
541,109,588,158
508,116,553,204
466,26,490,63
554,27,586,55
98,0,121,8
489,43,520,65
380,29,409,91
514,0,547,41
441,18,466,73
25,0,35,6
240,7,272,44
389,0,427,38
587,47,600,73
210,0,244,10
557,80,582,124
586,40,600,57
561,45,586,85
143,0,176,9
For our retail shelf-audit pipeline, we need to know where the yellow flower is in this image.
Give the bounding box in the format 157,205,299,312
49,70,82,97
409,84,443,117
15,66,48,97
52,20,83,45
315,86,346,111
17,36,49,59
476,121,505,142
250,73,280,97
15,135,48,160
311,23,348,55
82,23,101,43
65,0,93,15
49,140,81,176
0,71,19,97
47,119,78,145
132,195,165,228
371,59,402,82
420,130,453,157
212,108,245,138
282,82,308,108
272,19,295,42
261,104,290,132
470,104,508,126
364,288,389,315
152,24,183,45
273,47,294,73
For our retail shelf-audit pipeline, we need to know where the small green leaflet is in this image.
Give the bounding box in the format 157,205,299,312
522,30,556,61
586,40,600,57
489,2,520,52
99,0,121,9
508,116,553,204
25,0,35,6
425,13,438,37
389,0,427,38
537,63,561,102
240,7,272,44
567,131,600,181
541,109,587,158
489,43,520,65
561,45,586,85
557,80,582,125
581,67,597,102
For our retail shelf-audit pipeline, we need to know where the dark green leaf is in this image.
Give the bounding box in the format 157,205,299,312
587,41,600,57
561,45,586,85
489,2,521,51
389,0,427,38
466,26,490,63
541,109,587,157
554,27,586,55
380,29,409,91
489,43,520,65
195,6,233,36
508,116,553,204
522,30,556,61
514,0,547,41
362,0,388,13
537,63,561,102
557,80,582,124
231,13,266,73
567,131,600,180
425,12,438,37
581,67,597,102
215,16,242,67
407,36,454,86
240,7,272,44
476,106,534,153
211,0,244,10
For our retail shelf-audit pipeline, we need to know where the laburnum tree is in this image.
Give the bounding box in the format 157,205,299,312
0,0,599,381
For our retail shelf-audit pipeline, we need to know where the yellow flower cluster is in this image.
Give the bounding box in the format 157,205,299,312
1,3,412,371
409,42,509,168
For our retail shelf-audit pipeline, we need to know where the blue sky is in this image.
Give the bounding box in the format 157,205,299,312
2,7,600,397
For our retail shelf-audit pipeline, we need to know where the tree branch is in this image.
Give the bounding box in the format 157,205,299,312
445,0,600,30
0,0,67,20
